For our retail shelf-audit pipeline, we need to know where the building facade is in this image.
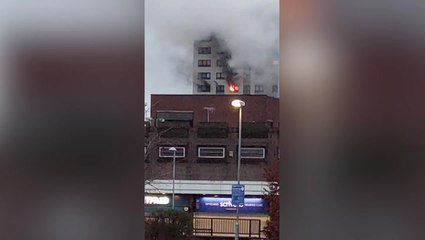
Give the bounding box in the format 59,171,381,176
145,94,279,239
192,35,279,98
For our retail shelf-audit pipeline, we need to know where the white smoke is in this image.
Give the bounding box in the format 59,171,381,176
145,0,279,104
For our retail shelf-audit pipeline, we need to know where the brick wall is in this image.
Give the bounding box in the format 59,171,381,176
146,95,280,182
150,94,279,128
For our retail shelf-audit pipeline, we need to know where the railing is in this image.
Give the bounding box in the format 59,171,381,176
193,217,262,238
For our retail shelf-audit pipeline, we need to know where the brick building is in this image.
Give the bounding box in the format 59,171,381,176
145,94,279,239
145,94,279,181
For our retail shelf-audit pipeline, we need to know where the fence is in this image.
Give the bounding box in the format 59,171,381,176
193,217,262,238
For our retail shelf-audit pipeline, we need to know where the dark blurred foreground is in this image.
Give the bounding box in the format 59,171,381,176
0,1,143,238
281,0,425,239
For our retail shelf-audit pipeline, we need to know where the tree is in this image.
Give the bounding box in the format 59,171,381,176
145,101,186,199
263,159,279,240
145,209,192,240
144,102,175,185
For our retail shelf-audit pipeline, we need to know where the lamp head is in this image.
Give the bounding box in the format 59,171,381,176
231,99,245,108
169,147,177,152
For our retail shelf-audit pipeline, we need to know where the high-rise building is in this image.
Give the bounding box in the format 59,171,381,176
192,35,279,98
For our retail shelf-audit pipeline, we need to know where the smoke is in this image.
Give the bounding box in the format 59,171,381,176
203,34,237,86
145,0,279,103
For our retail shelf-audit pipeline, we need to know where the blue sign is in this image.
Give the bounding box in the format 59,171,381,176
232,184,245,205
195,197,267,214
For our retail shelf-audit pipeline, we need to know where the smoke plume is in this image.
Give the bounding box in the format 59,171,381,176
145,0,279,104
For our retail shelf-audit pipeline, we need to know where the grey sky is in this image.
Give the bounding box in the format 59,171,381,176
145,0,279,109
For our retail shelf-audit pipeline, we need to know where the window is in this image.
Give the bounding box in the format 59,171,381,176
240,147,265,159
198,84,211,92
272,85,278,93
216,59,225,67
254,85,264,93
198,72,211,80
198,47,211,54
216,72,225,79
243,85,250,94
159,146,185,158
198,147,225,158
198,59,211,67
216,85,225,93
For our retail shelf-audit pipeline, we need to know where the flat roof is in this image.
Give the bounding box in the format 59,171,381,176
151,94,278,99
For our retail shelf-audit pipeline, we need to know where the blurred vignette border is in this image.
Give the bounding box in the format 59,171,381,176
0,1,144,240
281,0,425,239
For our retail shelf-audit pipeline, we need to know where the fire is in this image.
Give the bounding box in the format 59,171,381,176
229,83,239,92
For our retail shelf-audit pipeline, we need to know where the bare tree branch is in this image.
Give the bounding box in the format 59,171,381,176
144,102,177,184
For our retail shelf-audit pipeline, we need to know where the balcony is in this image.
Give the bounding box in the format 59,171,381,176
241,122,270,139
157,121,190,138
197,122,229,138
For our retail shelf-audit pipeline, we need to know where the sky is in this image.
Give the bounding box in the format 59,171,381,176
0,0,279,118
145,0,279,110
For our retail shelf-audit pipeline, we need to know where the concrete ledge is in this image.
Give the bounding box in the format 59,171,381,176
145,180,270,195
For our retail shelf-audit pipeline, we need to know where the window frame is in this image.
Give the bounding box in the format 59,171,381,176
198,72,211,80
216,85,225,93
254,85,264,93
243,85,251,94
198,59,211,67
240,147,266,159
158,146,185,158
216,72,225,79
198,47,211,54
198,84,211,92
198,147,226,158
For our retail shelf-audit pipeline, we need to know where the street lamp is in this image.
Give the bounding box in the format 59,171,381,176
203,107,215,122
231,99,245,240
155,118,165,127
169,147,177,210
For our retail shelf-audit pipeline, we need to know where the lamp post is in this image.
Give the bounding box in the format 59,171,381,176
169,147,177,210
231,99,245,240
203,107,215,122
155,118,165,127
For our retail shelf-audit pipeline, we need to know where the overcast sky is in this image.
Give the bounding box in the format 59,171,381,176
0,0,279,116
145,0,279,109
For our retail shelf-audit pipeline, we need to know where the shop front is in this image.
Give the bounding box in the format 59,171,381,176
192,195,268,238
144,194,191,215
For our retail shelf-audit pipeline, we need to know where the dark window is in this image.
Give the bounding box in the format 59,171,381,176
198,147,225,158
272,85,278,93
240,147,265,158
254,85,264,93
216,72,225,79
216,85,225,93
198,84,211,92
197,145,228,163
158,147,185,158
244,85,251,94
216,59,225,67
198,59,211,67
198,72,211,80
198,47,211,54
